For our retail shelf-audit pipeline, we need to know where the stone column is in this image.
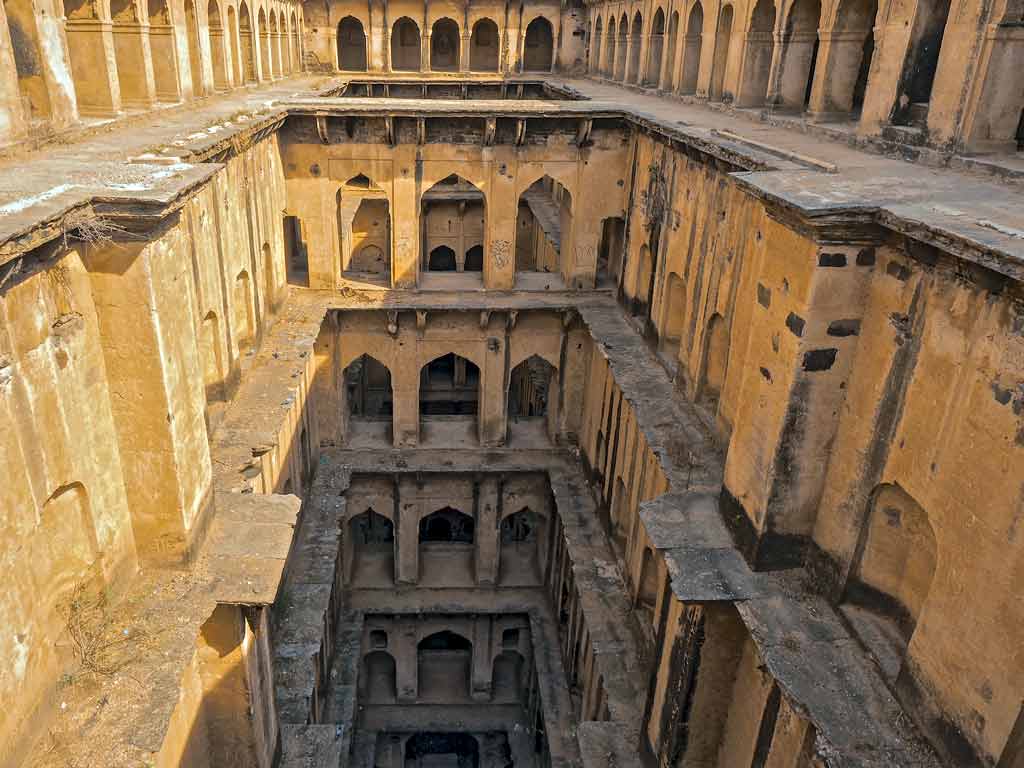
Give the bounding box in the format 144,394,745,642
476,475,500,585
396,475,420,584
471,615,493,701
485,150,517,290
391,145,419,288
805,29,864,120
479,325,507,447
460,32,470,71
421,31,431,71
395,617,418,702
65,18,121,116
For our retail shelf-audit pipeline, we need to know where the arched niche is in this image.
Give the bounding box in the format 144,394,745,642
391,17,421,71
591,17,603,73
492,650,526,702
507,355,558,446
337,16,367,71
361,650,396,703
627,12,643,83
207,0,229,90
777,0,821,110
417,633,473,701
347,507,395,586
238,2,257,83
470,18,500,71
430,18,460,71
420,174,485,284
680,1,704,94
343,353,393,447
738,0,775,106
645,7,665,85
523,17,554,71
514,175,571,287
842,484,937,684
604,16,617,77
709,4,734,100
338,174,391,285
498,506,546,586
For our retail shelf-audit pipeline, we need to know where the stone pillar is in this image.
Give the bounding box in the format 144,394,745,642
485,150,517,290
65,18,121,116
0,2,28,140
460,32,470,71
476,475,500,585
81,233,213,565
396,475,420,584
113,22,158,106
299,173,339,289
391,145,419,288
395,618,418,702
805,29,863,120
479,328,506,447
421,31,431,71
471,615,493,701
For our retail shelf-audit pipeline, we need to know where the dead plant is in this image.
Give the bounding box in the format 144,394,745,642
58,578,149,681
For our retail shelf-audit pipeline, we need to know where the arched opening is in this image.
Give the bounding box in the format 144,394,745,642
591,17,603,73
233,270,255,351
464,245,483,272
238,2,257,83
637,547,659,628
739,0,775,106
421,175,485,284
258,8,271,80
515,175,571,286
523,17,554,71
663,10,679,89
597,215,626,285
338,174,391,284
703,313,728,399
499,507,544,585
680,1,704,94
819,0,876,118
616,13,628,79
405,733,479,768
842,484,936,683
645,8,665,86
391,17,421,71
344,354,393,446
348,508,394,586
207,0,228,90
417,631,473,700
659,272,686,362
290,11,300,71
417,506,476,582
200,311,225,402
604,16,617,77
892,0,951,127
627,12,643,83
149,0,182,100
419,354,480,416
278,11,288,73
492,650,526,702
431,18,460,71
508,355,555,419
184,0,204,96
6,0,54,123
428,245,456,271
269,12,281,77
361,651,396,703
470,18,500,71
109,0,151,106
777,0,821,110
710,4,733,100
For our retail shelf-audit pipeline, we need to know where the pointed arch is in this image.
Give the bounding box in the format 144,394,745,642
646,7,665,85
347,507,394,585
604,15,617,77
680,1,704,94
238,2,257,82
523,16,554,71
615,13,628,79
492,650,526,701
337,15,366,70
777,0,821,110
499,506,545,586
738,0,775,106
431,17,460,71
515,175,572,277
591,16,603,73
663,10,679,89
183,0,204,96
391,17,421,71
470,18,500,71
361,651,396,702
207,0,229,89
421,174,486,279
709,3,733,100
627,11,643,83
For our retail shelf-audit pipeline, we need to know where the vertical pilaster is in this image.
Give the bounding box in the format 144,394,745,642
397,474,420,583
476,475,500,585
65,19,121,116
